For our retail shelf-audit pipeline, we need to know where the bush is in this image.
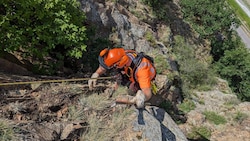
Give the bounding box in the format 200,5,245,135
187,126,211,140
154,54,170,74
172,36,216,93
180,0,240,38
214,46,250,101
0,0,87,60
178,99,196,113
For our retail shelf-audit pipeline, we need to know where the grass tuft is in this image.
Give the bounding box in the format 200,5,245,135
178,99,196,113
0,119,14,141
187,126,211,140
203,111,227,125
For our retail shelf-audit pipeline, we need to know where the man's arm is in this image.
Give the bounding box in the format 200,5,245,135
95,65,107,75
141,87,152,101
88,65,107,90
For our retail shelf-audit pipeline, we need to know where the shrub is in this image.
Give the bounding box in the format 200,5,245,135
144,31,157,47
180,0,240,38
154,54,170,74
203,111,227,125
214,46,250,101
178,99,196,113
0,0,87,62
187,126,211,140
141,0,170,21
172,36,216,95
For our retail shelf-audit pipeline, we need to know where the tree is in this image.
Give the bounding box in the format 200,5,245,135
180,0,250,102
211,31,242,61
214,47,250,101
180,0,240,39
0,0,87,60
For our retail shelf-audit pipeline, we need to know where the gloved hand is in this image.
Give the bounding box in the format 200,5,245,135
88,72,99,90
129,90,146,108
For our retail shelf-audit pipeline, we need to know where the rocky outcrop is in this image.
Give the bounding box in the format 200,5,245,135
114,106,188,141
0,58,32,75
179,80,250,141
80,0,169,53
79,1,186,140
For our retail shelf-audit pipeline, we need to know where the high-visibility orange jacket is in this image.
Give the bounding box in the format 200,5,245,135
124,52,156,89
99,49,156,89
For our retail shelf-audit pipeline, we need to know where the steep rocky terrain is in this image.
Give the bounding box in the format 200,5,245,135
1,0,250,141
0,64,187,141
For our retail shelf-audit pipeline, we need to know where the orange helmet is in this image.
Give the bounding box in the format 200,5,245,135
99,48,129,68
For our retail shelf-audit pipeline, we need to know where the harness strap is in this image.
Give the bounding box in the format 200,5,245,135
131,52,155,82
98,56,111,70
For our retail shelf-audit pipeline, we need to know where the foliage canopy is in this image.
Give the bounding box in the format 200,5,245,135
180,0,250,101
0,0,87,60
180,0,240,38
214,46,250,101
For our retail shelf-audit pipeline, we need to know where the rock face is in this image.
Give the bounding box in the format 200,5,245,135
0,58,32,75
179,87,250,141
79,1,187,140
80,0,166,52
3,0,249,141
119,106,188,141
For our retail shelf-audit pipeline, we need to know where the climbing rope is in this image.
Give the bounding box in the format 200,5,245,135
0,76,113,86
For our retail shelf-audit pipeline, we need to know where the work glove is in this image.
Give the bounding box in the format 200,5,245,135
88,72,99,90
129,90,146,108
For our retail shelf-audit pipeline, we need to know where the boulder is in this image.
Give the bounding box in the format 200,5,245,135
122,106,188,141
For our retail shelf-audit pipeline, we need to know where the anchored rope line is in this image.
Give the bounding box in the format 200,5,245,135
0,76,113,86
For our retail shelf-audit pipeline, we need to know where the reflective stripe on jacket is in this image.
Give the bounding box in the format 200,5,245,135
126,57,156,89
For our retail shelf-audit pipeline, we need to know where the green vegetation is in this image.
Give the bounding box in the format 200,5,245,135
0,120,13,141
67,90,111,121
214,43,250,101
203,111,227,125
154,54,170,74
180,0,240,39
65,87,133,141
178,99,196,113
67,105,86,121
0,0,87,74
141,0,170,21
159,100,173,112
187,126,211,140
144,31,157,47
79,93,111,111
180,0,250,101
227,0,250,29
224,98,240,109
172,36,216,95
81,108,133,141
233,111,248,123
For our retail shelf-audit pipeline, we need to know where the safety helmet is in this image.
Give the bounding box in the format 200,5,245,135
99,48,129,68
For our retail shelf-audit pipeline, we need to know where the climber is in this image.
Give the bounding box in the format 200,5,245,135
88,48,156,108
